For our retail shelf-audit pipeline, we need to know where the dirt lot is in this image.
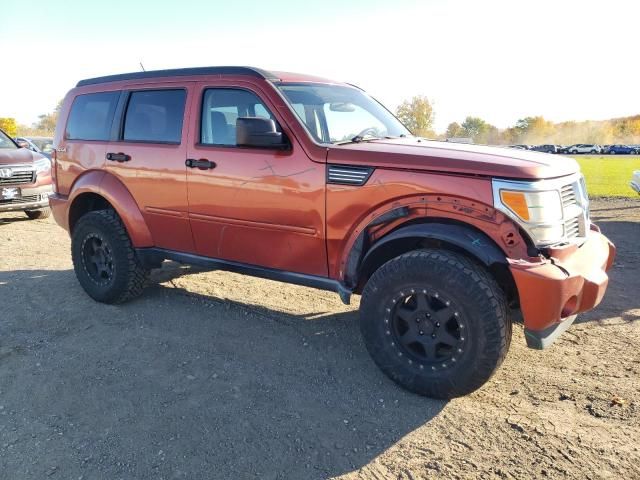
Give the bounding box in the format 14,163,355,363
0,198,638,479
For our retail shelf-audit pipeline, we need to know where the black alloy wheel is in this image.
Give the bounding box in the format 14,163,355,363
389,289,465,369
81,233,115,285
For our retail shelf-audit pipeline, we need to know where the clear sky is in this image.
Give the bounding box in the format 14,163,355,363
1,0,638,132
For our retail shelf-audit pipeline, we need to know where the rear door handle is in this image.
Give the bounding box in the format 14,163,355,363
186,158,216,170
106,152,131,162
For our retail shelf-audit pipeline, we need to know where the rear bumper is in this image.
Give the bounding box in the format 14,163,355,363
509,230,615,349
49,193,70,231
0,184,53,213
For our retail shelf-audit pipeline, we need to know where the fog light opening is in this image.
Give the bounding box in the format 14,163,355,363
561,295,579,318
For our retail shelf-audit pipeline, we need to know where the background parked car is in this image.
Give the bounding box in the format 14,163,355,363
508,144,530,150
565,144,601,154
14,136,54,159
607,144,639,155
531,144,558,153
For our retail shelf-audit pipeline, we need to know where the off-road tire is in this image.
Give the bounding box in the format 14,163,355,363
25,208,51,220
71,209,148,304
360,249,511,399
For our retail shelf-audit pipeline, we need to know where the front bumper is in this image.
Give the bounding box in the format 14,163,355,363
0,184,53,213
509,230,616,349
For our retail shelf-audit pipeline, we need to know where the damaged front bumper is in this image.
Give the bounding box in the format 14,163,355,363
509,229,616,349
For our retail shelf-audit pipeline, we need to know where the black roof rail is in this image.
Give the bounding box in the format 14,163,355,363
76,66,279,87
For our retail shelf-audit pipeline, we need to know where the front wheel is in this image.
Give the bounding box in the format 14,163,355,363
71,209,148,304
359,249,510,399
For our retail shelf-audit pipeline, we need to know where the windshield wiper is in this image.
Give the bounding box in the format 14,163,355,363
334,134,383,146
333,133,410,146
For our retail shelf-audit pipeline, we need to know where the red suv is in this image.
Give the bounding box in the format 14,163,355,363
50,67,615,398
0,128,53,219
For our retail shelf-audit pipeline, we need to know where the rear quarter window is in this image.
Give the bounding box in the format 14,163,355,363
123,89,186,143
66,92,120,141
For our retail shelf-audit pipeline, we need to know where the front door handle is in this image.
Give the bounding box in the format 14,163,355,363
106,152,131,162
186,158,216,170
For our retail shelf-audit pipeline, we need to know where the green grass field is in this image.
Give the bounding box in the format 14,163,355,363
562,155,639,197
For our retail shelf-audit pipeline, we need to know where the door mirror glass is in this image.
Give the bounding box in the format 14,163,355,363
236,117,287,149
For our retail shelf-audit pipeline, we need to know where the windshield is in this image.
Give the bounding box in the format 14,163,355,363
277,83,411,144
0,130,18,150
30,138,54,153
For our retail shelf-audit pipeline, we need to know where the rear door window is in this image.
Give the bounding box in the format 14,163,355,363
123,89,186,143
66,92,120,141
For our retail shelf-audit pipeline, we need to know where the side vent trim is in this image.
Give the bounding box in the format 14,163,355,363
327,165,374,186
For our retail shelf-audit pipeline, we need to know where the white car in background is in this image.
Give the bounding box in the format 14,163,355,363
565,144,602,154
631,171,640,194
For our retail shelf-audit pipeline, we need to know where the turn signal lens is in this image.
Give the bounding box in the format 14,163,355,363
500,191,529,221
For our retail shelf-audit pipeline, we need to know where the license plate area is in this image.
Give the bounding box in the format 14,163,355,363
1,187,21,200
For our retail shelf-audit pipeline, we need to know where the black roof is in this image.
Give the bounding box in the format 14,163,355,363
76,66,279,87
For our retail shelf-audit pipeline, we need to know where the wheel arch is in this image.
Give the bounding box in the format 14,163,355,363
353,219,519,307
67,171,153,247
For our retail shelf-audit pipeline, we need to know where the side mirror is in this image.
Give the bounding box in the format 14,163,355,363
16,140,29,149
236,117,288,149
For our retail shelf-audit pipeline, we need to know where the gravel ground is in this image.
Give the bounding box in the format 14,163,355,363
0,198,638,479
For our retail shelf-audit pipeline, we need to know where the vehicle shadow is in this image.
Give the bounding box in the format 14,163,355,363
0,213,31,226
0,267,446,479
575,218,640,324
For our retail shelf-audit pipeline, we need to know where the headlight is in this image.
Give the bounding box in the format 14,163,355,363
493,175,589,247
499,190,562,223
34,157,51,174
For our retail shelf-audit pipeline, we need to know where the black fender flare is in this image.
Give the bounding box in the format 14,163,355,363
354,222,515,300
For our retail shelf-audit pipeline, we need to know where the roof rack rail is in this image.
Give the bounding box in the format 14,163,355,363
76,66,279,87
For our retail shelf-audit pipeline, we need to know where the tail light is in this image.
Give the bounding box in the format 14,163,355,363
51,149,58,194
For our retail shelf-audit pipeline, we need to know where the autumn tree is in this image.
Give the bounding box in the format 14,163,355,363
0,118,18,137
32,100,63,135
396,96,435,137
445,122,464,138
457,116,499,144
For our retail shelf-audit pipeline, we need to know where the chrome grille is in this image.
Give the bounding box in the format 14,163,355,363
327,165,373,186
561,177,589,241
564,216,581,239
0,170,35,186
560,183,577,208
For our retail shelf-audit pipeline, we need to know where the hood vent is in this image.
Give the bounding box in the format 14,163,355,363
327,165,373,186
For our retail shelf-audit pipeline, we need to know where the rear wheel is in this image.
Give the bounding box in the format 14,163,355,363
71,209,148,304
24,208,51,220
360,249,510,398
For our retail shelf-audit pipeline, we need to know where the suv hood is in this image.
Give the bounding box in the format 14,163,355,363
327,138,579,180
0,147,43,166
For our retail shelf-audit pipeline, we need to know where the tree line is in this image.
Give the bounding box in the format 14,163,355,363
0,101,61,138
2,95,639,145
395,96,640,145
